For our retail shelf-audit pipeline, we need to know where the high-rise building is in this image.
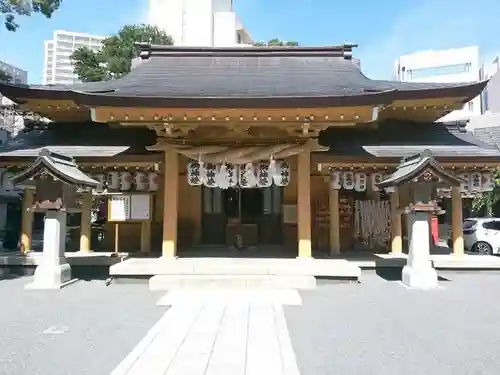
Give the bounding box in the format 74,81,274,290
393,46,482,121
43,30,107,85
0,60,27,107
480,55,500,114
148,0,253,47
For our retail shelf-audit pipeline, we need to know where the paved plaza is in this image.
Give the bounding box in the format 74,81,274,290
1,271,500,374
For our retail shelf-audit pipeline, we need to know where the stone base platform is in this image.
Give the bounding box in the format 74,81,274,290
344,253,500,270
0,251,129,279
110,257,362,290
149,274,317,291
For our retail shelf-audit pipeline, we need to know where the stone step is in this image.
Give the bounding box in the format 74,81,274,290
149,274,317,291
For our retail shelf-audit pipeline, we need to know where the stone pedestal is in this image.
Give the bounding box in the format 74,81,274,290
402,211,438,289
25,210,75,290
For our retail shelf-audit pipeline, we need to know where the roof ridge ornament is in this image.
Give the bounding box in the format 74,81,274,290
134,42,358,59
378,149,464,192
10,148,98,190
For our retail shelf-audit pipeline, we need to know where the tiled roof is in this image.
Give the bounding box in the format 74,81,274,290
0,44,488,108
319,120,500,158
473,125,500,148
0,122,158,158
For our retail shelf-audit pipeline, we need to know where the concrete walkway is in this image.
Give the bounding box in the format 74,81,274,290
111,289,302,375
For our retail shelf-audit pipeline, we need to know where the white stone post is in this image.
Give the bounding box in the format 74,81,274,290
25,210,75,290
401,211,438,289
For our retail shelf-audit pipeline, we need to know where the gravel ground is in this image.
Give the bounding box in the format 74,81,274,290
0,277,165,375
285,271,500,375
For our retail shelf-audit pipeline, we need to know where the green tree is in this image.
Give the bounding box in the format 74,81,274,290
253,38,299,47
472,168,500,216
0,68,12,83
1,0,61,31
71,24,173,82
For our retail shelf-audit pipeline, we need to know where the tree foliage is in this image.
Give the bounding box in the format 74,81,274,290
472,168,500,216
71,24,173,82
253,38,299,47
0,68,12,83
1,0,61,31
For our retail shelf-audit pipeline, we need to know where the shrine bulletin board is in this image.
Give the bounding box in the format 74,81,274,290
107,194,153,223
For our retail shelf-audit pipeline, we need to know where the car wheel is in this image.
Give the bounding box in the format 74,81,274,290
472,241,493,255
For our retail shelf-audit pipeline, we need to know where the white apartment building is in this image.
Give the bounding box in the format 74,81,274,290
43,30,107,85
148,0,253,47
393,46,482,121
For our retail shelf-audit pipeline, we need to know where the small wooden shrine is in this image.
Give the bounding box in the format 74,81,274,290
11,149,97,289
376,150,464,288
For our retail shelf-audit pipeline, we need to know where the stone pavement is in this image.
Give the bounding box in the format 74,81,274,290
111,290,302,375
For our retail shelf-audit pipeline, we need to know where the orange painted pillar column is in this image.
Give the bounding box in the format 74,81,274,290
162,148,179,258
390,188,403,254
329,187,340,255
20,189,34,254
297,149,312,258
451,186,464,256
79,191,93,252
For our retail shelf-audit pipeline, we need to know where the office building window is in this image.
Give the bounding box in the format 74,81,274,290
410,63,472,79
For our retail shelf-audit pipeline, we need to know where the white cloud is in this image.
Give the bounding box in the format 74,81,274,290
358,0,500,79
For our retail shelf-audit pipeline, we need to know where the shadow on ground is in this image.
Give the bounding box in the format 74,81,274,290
375,267,451,281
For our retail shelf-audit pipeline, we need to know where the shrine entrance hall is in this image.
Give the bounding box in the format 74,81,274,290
200,186,283,249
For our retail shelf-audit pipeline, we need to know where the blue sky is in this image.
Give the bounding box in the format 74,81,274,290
1,0,499,84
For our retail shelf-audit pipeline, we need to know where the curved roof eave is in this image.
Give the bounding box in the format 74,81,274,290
381,79,489,102
0,79,489,109
69,89,398,108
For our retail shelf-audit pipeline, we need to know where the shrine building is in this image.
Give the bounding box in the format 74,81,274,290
0,43,498,259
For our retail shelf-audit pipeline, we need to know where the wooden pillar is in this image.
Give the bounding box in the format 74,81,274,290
162,148,179,258
20,189,34,254
451,186,464,256
390,188,403,254
140,220,152,254
79,192,92,252
297,150,312,258
329,187,340,255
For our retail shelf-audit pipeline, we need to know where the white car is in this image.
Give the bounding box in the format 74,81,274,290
461,218,500,255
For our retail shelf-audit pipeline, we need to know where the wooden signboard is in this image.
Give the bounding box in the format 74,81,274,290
108,194,152,222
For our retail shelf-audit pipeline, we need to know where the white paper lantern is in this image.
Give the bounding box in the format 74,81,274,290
203,164,219,188
481,172,495,192
216,164,230,190
459,173,470,192
268,158,279,180
257,161,272,188
148,172,159,191
239,163,257,188
371,173,383,192
354,172,367,192
187,160,204,186
107,172,120,190
134,172,148,191
273,160,290,187
227,164,238,187
331,170,342,190
120,171,133,191
342,171,354,190
469,172,482,192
